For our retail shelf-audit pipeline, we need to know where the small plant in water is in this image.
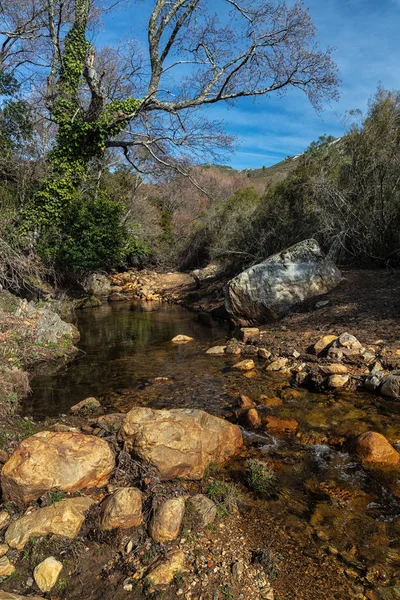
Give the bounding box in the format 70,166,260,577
207,479,241,516
245,459,278,499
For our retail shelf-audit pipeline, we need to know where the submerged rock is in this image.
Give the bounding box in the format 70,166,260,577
5,497,95,550
355,431,400,467
120,407,243,480
33,557,63,593
149,496,185,542
100,487,143,531
225,239,342,323
264,416,299,435
1,432,115,504
206,346,226,355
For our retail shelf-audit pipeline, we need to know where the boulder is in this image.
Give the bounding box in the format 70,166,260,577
355,432,400,467
147,550,186,586
186,495,217,528
225,240,342,323
1,432,115,504
33,557,63,593
381,374,400,400
82,273,112,297
232,359,255,372
100,487,143,531
69,397,101,414
5,497,95,550
149,497,185,542
120,407,243,480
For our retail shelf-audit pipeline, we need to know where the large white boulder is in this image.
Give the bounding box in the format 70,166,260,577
225,239,342,323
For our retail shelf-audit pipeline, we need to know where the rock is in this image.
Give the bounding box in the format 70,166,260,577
292,350,301,359
242,408,262,429
1,432,115,504
320,364,348,375
258,348,272,360
264,416,299,435
328,374,350,388
206,346,226,355
315,300,330,309
337,332,362,350
355,432,400,467
33,557,63,593
69,397,101,414
225,239,342,323
82,273,112,297
0,594,43,600
5,497,95,550
0,556,15,577
100,487,143,530
232,561,244,581
266,357,288,371
313,335,338,355
239,327,260,343
52,423,80,433
0,544,8,556
0,511,10,529
147,550,186,586
232,359,255,372
94,413,126,433
364,373,384,393
226,341,242,355
0,450,8,463
120,407,243,480
381,374,400,400
171,335,193,344
259,395,283,408
149,497,185,542
238,394,256,408
186,495,217,527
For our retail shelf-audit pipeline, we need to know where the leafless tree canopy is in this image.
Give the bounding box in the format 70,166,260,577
0,0,339,172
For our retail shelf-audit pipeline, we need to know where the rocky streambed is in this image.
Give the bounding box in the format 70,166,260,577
0,300,400,600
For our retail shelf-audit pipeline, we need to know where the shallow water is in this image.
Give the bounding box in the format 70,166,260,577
27,301,400,595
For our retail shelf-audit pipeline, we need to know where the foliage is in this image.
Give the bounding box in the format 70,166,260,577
245,459,278,499
206,479,241,516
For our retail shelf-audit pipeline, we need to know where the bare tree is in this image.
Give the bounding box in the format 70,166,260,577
0,0,339,173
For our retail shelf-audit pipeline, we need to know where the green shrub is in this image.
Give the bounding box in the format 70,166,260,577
245,459,278,499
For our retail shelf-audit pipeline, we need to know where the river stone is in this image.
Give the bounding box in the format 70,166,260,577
258,348,272,360
171,334,193,344
1,432,115,504
328,374,349,388
225,239,342,324
266,357,288,371
337,332,362,350
206,346,226,355
264,416,299,435
314,335,338,356
320,364,348,375
34,557,62,593
0,556,15,577
5,497,95,550
147,550,186,586
0,511,10,529
380,374,400,400
149,497,185,542
69,397,101,414
120,407,243,480
355,432,400,467
232,359,255,372
100,487,143,530
187,494,217,527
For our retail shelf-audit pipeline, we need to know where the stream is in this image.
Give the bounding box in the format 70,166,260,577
27,300,400,596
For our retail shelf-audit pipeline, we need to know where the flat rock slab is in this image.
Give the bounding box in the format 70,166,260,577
5,497,95,550
1,431,115,504
120,407,243,480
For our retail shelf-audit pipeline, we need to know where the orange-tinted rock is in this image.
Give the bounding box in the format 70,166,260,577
238,394,256,408
1,432,115,504
355,432,400,467
313,335,337,356
259,395,283,408
232,359,255,372
243,408,262,429
100,487,142,531
264,416,299,435
120,407,243,480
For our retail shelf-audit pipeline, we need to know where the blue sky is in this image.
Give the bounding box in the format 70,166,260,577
99,0,400,169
